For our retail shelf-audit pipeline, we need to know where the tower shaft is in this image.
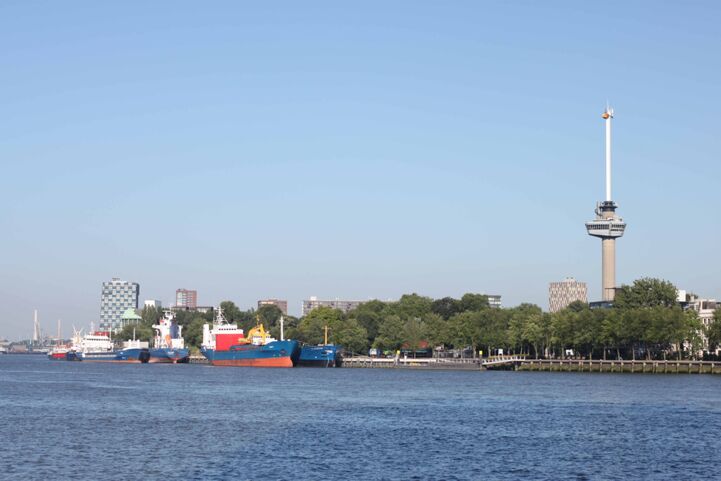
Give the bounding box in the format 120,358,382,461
586,106,625,303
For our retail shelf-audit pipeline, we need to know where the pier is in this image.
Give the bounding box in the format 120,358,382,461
341,356,721,373
341,355,524,370
516,359,721,374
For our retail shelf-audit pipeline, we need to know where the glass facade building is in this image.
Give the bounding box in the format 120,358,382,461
100,278,140,333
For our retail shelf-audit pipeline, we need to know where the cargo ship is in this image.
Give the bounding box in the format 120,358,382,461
201,308,300,367
65,327,151,363
298,327,343,367
149,313,189,363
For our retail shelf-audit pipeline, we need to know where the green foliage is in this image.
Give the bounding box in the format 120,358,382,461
431,297,462,320
184,316,207,348
297,306,344,345
460,293,490,312
257,304,283,328
402,317,426,357
708,308,721,352
333,318,368,355
141,306,163,325
614,278,678,309
116,323,153,343
195,278,705,360
395,294,433,319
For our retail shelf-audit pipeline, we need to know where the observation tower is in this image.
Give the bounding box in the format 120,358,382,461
585,107,626,302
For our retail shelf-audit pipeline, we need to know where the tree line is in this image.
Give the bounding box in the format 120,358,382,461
118,277,721,360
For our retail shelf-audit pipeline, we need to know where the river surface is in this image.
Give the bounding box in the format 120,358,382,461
1,355,720,481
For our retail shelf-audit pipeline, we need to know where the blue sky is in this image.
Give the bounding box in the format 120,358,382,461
1,1,719,339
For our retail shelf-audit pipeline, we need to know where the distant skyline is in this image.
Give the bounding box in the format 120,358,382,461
2,1,720,339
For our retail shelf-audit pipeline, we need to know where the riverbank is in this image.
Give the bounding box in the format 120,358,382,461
517,358,721,374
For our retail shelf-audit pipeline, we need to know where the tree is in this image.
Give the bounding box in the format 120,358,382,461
614,278,678,309
707,308,721,353
115,322,153,344
395,294,433,319
347,300,387,344
431,297,462,320
184,316,208,348
334,318,368,355
402,317,425,358
374,315,405,351
140,306,163,326
567,300,587,313
460,293,490,312
298,307,344,345
257,304,283,328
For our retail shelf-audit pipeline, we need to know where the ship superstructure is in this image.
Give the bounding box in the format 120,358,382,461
150,312,189,363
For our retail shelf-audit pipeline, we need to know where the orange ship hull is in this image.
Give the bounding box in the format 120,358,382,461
212,356,294,368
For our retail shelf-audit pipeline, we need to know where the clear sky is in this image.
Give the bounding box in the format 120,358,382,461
1,1,720,340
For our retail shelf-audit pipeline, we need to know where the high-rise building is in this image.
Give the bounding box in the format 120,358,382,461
258,299,288,315
100,278,140,333
586,107,627,302
549,278,588,312
302,297,363,316
144,299,162,310
486,295,502,309
175,289,197,308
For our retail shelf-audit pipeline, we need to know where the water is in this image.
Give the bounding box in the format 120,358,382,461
1,356,720,481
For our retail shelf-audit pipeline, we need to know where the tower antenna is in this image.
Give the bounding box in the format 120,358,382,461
586,105,626,302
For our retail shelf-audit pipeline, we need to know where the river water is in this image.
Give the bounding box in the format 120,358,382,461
1,355,720,480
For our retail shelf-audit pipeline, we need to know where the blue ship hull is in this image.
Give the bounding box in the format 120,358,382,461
66,348,151,363
65,348,182,363
148,348,189,363
201,340,300,367
298,345,343,367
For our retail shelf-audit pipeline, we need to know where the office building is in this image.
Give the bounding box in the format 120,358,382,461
144,299,162,310
258,299,288,315
100,278,140,333
549,278,588,312
486,295,502,309
176,289,197,308
302,297,363,316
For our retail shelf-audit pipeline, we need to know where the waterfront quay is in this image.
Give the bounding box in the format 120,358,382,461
517,358,721,374
343,356,721,374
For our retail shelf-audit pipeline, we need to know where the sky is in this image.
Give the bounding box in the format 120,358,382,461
1,1,720,340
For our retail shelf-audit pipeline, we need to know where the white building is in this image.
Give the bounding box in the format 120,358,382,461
144,299,162,309
302,297,363,316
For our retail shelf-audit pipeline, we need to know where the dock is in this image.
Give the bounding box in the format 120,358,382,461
341,356,721,374
341,355,524,370
516,359,721,374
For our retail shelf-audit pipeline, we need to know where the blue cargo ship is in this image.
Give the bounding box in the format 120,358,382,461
298,344,343,367
201,308,299,367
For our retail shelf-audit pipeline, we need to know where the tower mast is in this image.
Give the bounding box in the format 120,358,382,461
586,106,627,302
605,107,612,201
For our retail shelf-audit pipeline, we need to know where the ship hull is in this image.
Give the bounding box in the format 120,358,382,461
298,345,343,367
202,340,300,368
148,348,189,364
65,348,152,363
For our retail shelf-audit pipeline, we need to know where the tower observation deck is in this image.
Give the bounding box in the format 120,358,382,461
585,107,626,302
